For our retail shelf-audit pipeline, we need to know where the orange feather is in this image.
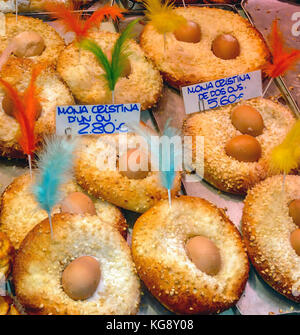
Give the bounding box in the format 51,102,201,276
45,2,125,41
0,65,42,156
265,20,300,78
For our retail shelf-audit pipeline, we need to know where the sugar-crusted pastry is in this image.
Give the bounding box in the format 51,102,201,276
140,6,269,88
132,196,249,314
0,58,74,158
183,98,295,194
242,175,300,302
0,14,64,66
0,173,127,249
0,232,13,281
74,133,181,213
13,213,140,315
57,31,163,110
0,0,71,12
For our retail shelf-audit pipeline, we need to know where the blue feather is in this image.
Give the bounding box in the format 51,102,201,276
33,137,76,213
128,120,181,195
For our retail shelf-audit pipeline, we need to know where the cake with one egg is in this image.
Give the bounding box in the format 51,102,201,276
13,213,140,315
132,196,249,314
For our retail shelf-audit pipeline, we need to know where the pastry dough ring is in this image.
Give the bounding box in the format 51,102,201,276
132,196,249,314
140,7,270,88
242,175,300,302
183,98,295,194
13,213,141,315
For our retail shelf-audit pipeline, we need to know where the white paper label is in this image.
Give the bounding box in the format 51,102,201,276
181,70,262,114
56,103,141,136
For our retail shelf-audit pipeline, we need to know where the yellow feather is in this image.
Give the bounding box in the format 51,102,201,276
270,119,300,174
143,0,186,34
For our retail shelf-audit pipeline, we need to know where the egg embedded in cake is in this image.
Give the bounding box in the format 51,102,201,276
0,14,65,66
0,58,74,158
242,175,300,302
0,173,127,249
183,98,296,194
57,31,163,110
132,196,249,314
13,213,140,315
140,6,270,88
74,133,181,213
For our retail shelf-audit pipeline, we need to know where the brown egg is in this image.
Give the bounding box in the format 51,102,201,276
290,229,300,256
289,199,300,227
185,236,221,276
2,93,42,119
105,49,131,78
60,192,96,216
212,34,240,60
231,105,264,137
118,148,150,180
174,21,201,43
12,31,45,58
225,134,261,162
62,256,101,301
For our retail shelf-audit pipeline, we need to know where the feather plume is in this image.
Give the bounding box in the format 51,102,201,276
143,0,186,34
265,20,300,78
80,19,139,92
0,65,42,156
270,119,300,174
33,137,76,214
128,120,181,205
45,2,124,41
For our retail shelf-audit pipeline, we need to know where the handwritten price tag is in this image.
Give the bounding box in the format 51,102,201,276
56,103,141,136
181,70,262,114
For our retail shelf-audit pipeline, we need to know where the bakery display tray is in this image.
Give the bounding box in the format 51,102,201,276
1,0,300,315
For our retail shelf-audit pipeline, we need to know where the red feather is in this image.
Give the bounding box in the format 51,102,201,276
265,20,300,78
0,65,42,156
45,2,125,41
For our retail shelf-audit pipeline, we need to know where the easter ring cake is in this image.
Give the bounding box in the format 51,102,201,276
242,175,300,302
140,6,270,88
0,173,127,249
57,31,163,110
183,98,296,194
132,196,249,314
13,213,140,315
0,58,74,158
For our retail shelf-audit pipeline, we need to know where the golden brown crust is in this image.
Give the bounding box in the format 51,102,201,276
0,232,14,280
57,30,163,110
132,196,249,314
0,173,127,249
0,296,21,315
0,14,64,66
140,7,270,88
74,134,182,213
13,213,140,315
0,58,74,159
242,175,300,303
0,0,71,12
183,98,296,194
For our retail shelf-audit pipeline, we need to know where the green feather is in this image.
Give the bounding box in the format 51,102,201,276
80,19,139,93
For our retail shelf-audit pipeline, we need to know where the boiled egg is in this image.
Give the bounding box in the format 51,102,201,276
185,236,221,276
225,134,261,162
62,256,101,301
118,148,150,180
212,34,240,60
290,229,300,256
231,104,264,137
289,199,300,227
2,92,42,119
174,21,201,43
12,31,45,58
60,192,96,216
